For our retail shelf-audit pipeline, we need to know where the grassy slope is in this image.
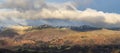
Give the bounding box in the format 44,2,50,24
0,28,120,47
0,28,120,53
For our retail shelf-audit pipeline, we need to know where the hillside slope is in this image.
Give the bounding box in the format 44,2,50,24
0,27,120,53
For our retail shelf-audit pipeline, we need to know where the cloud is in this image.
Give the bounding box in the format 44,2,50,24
0,0,45,11
36,8,120,27
0,0,120,28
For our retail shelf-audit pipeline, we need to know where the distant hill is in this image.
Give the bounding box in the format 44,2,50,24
0,24,120,47
1,24,120,32
32,24,102,31
0,25,120,53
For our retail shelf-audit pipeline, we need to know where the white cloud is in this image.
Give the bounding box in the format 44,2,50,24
0,0,45,11
0,0,120,28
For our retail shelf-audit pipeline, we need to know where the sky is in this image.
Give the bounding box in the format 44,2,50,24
0,0,120,28
46,0,120,13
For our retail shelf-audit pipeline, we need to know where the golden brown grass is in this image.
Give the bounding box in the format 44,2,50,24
0,28,120,47
59,29,120,46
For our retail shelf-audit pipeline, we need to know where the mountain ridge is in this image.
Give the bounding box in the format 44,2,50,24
1,24,120,32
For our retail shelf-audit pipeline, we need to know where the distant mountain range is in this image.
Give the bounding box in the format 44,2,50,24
0,24,120,32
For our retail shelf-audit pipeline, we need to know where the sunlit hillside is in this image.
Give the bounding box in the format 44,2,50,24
0,27,120,46
0,26,120,53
